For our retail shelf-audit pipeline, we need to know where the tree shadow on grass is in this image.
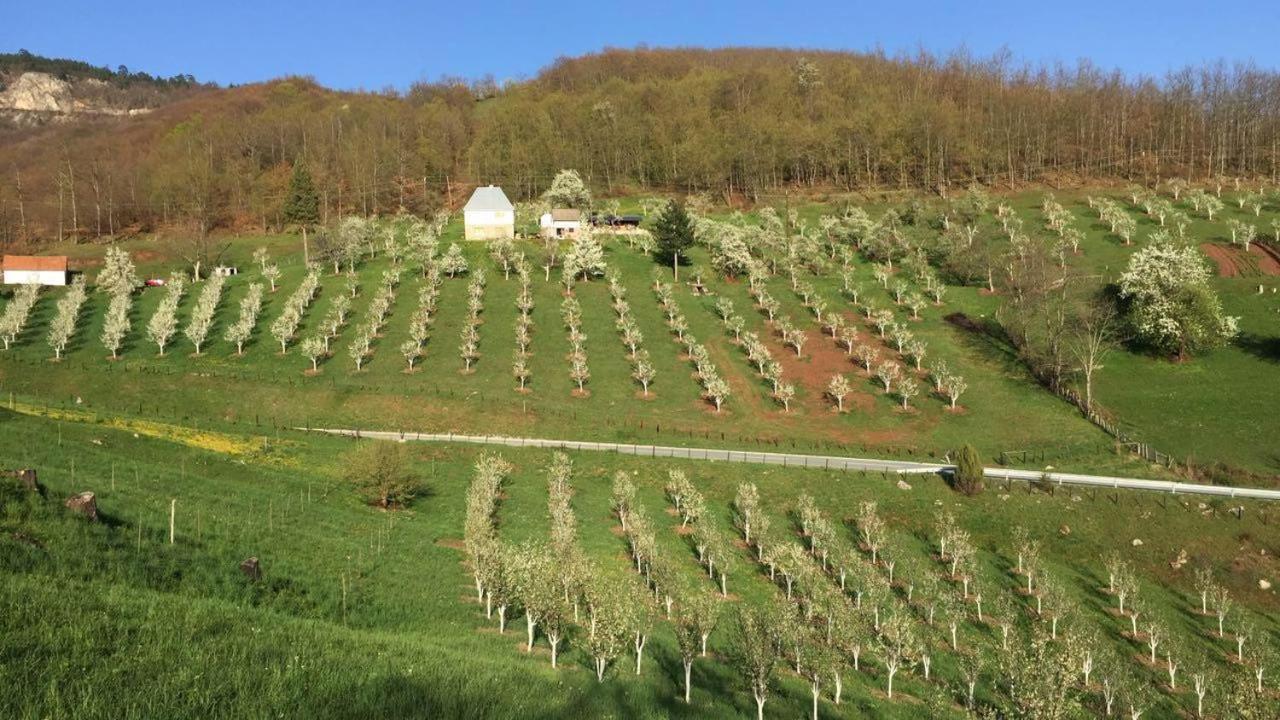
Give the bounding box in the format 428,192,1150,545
1235,332,1280,363
939,313,1025,377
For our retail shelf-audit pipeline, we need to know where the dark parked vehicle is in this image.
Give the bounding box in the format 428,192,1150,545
590,213,644,227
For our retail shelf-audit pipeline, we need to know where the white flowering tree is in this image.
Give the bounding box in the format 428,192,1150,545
898,376,919,409
441,244,469,278
875,362,901,393
0,283,41,350
224,283,264,355
542,168,592,209
184,274,226,354
942,374,968,409
301,336,326,371
95,246,141,296
1118,239,1238,358
489,237,517,279
827,374,852,412
146,275,187,356
564,230,607,281
633,352,656,396
262,264,281,292
99,291,132,359
46,278,88,359
775,382,795,412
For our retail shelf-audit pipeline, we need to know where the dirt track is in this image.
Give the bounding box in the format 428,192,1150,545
1200,242,1280,277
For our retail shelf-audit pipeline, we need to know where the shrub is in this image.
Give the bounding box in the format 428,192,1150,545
951,445,984,495
345,442,421,509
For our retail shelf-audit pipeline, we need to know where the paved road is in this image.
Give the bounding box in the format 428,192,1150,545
302,428,1280,501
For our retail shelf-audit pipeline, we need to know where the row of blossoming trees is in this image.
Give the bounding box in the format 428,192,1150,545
0,214,447,365
461,453,1275,718
3,208,978,416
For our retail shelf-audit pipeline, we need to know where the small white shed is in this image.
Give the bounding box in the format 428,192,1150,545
540,209,583,239
2,255,69,286
463,185,515,241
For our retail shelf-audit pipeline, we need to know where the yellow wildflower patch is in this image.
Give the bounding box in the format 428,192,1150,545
9,402,273,458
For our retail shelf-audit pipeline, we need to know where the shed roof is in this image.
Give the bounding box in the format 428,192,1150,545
464,185,513,212
3,255,68,272
550,209,582,222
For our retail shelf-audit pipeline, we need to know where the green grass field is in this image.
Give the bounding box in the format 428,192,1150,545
996,190,1280,476
0,221,1194,476
1,403,1276,718
2,187,1278,717
4,188,1276,479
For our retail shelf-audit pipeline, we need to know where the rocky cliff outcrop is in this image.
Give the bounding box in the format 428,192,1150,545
0,71,151,126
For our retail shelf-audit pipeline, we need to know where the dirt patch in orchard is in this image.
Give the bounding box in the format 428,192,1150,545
762,318,877,414
1260,242,1280,274
1201,242,1280,277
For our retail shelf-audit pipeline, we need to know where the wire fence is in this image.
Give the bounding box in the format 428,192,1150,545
314,428,950,474
1053,384,1179,468
0,367,1109,466
307,428,1280,502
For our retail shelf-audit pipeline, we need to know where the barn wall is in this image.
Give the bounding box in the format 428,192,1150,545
3,270,68,286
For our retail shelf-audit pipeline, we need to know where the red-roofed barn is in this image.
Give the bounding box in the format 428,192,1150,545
3,255,70,286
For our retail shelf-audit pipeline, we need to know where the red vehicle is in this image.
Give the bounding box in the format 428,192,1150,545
144,278,166,287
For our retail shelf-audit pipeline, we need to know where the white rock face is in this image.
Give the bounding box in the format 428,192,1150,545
0,72,150,122
0,72,78,113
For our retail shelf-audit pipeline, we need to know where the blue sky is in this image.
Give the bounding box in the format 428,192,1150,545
5,1,1279,90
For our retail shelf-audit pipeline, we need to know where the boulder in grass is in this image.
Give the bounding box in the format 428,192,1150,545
2,469,42,495
64,491,98,521
240,557,262,582
17,469,40,494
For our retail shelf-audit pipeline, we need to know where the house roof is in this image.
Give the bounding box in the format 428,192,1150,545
550,209,582,222
464,185,513,212
3,255,68,272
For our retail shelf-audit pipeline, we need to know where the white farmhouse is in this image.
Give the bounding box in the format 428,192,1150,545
2,255,69,286
463,185,515,241
539,209,583,239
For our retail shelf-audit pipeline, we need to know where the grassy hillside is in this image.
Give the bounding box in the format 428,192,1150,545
0,221,1128,476
996,189,1280,476
0,402,1275,718
5,185,1278,478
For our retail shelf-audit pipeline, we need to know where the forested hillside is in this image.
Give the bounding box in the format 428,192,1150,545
0,49,201,90
3,46,1280,246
